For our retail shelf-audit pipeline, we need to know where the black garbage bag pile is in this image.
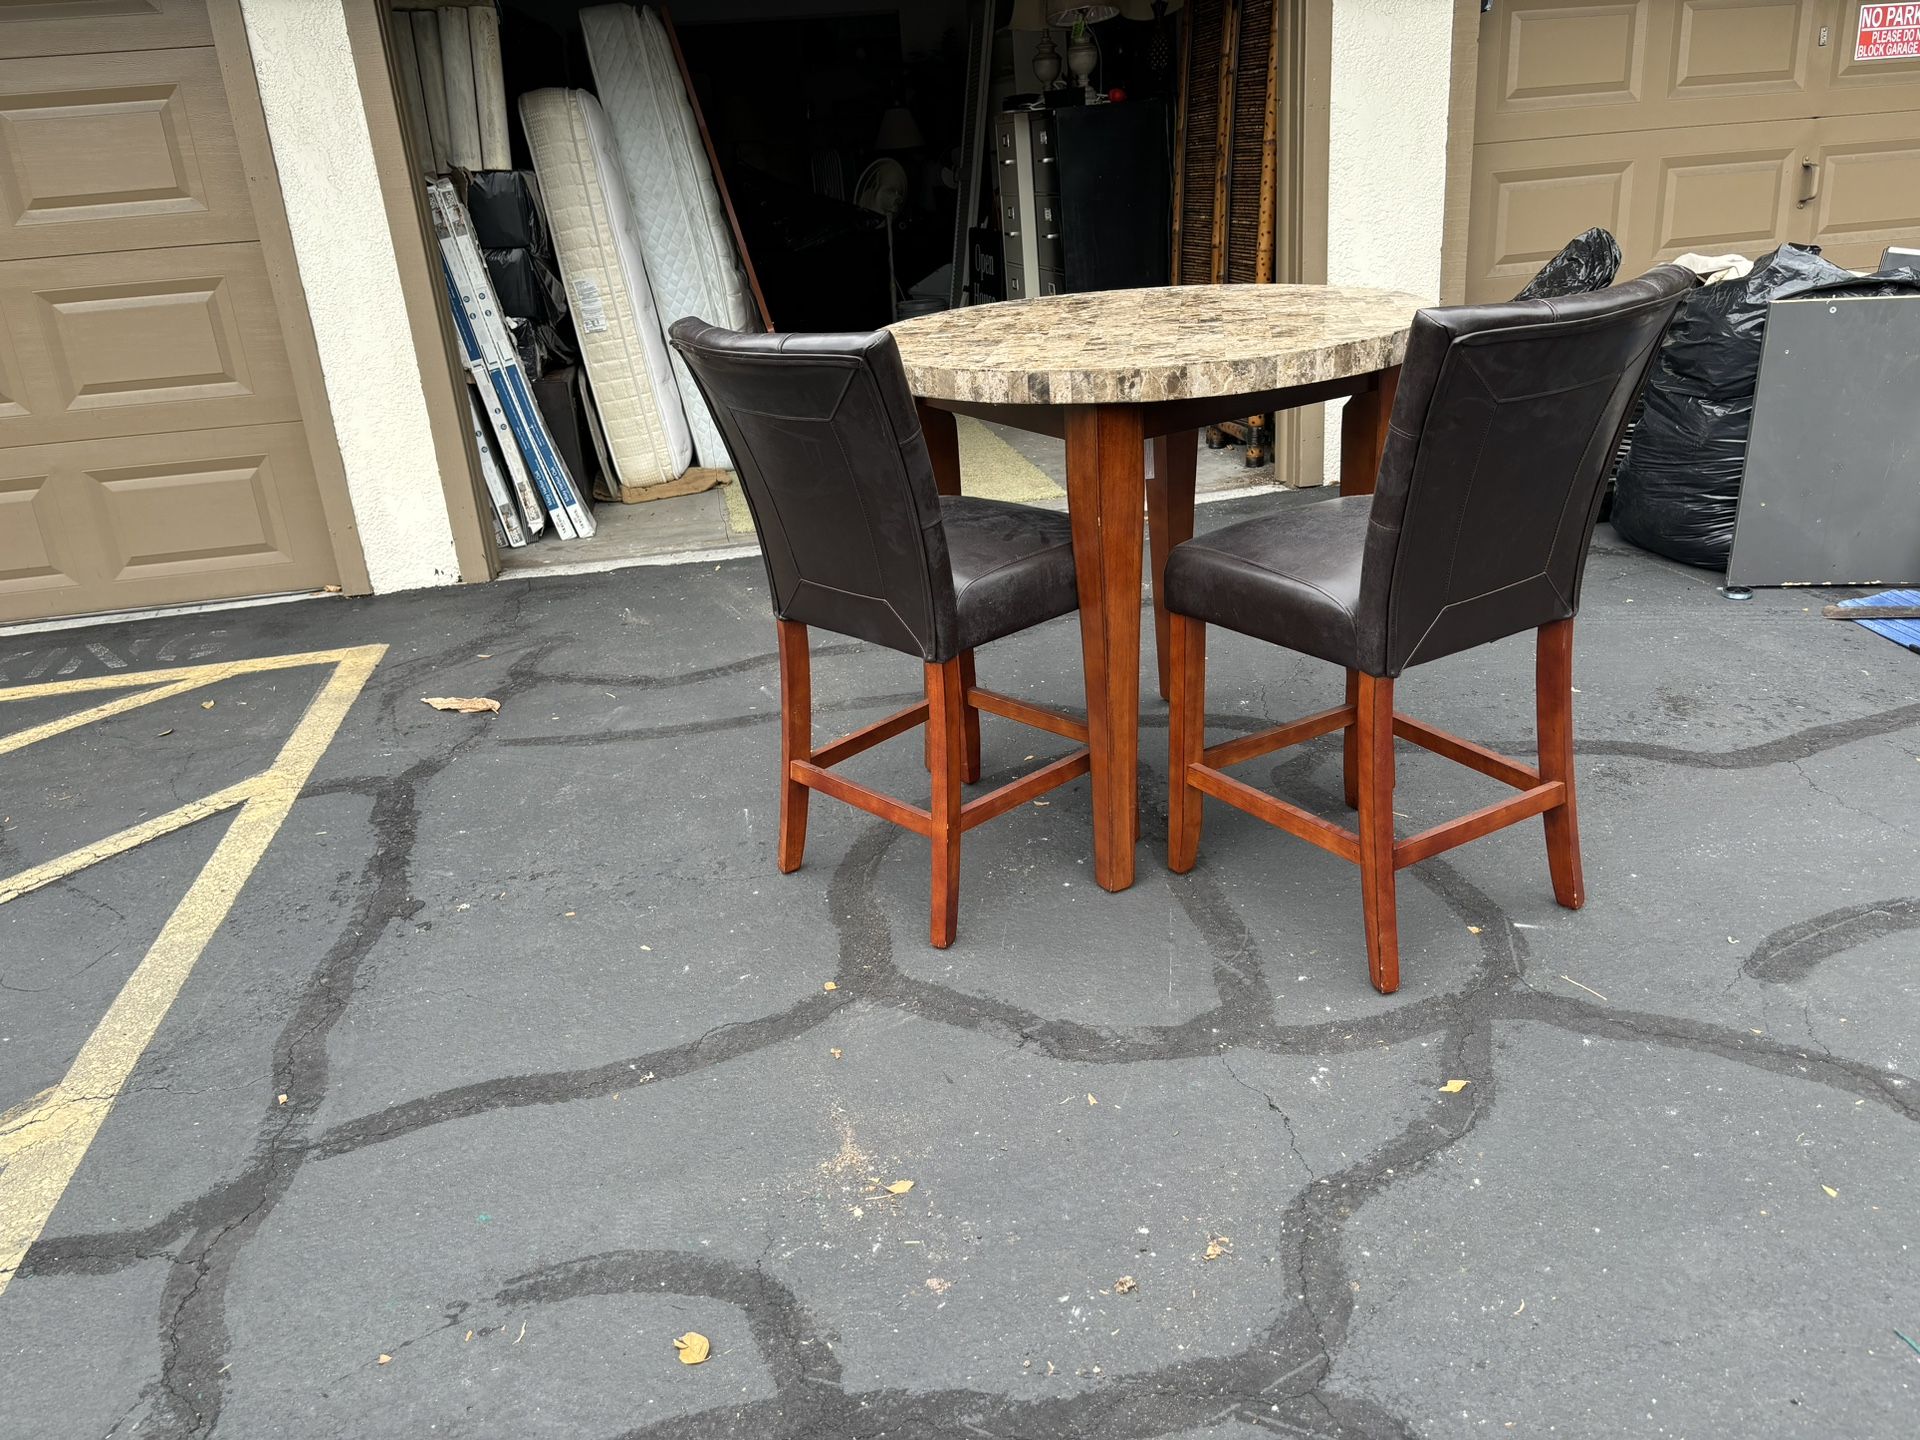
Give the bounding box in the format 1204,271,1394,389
1612,244,1920,569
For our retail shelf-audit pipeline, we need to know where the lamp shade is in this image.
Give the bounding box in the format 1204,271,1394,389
1049,4,1120,23
1116,0,1182,16
1009,0,1052,29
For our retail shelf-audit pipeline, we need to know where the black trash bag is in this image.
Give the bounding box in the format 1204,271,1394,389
465,171,548,253
1513,227,1621,300
483,246,567,326
1611,245,1851,568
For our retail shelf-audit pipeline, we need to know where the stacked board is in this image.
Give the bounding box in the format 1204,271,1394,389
392,5,510,176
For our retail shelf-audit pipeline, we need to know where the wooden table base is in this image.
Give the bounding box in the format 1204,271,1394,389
915,365,1401,894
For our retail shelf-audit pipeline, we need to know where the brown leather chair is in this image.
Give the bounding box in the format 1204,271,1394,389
669,320,1091,948
1162,267,1695,993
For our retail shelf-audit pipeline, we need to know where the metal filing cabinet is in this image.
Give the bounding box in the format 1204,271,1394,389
991,102,1168,302
994,109,1064,301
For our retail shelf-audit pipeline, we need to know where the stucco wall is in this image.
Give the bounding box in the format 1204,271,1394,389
240,0,463,592
1322,0,1456,482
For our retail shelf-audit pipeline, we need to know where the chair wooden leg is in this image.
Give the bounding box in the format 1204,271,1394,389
1167,614,1206,872
776,620,811,873
959,649,982,784
1147,428,1198,701
926,657,965,948
1355,672,1399,994
1537,618,1585,910
1342,668,1360,809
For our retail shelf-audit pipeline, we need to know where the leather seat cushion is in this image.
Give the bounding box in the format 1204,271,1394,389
1164,496,1374,671
942,496,1079,654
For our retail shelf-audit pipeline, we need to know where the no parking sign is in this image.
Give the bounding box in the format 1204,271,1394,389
1856,3,1920,59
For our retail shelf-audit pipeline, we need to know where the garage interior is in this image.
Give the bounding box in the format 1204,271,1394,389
391,0,1306,578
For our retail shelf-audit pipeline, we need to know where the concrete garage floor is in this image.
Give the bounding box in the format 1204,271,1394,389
2,493,1918,1439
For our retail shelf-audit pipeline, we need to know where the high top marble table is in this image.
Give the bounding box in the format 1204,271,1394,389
891,283,1423,892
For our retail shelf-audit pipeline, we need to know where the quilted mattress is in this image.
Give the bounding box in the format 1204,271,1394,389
520,86,692,496
581,3,751,469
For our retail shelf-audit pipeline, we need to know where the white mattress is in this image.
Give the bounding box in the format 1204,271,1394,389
521,87,692,495
581,3,751,469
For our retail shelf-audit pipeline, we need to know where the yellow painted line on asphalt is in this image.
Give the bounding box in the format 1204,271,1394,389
0,779,259,908
0,678,206,760
0,644,385,1299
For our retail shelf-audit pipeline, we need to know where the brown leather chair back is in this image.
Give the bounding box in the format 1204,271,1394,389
669,321,959,661
1359,266,1694,675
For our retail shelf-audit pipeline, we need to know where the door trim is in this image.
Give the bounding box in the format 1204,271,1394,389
207,0,370,594
1438,0,1482,306
1276,0,1332,487
341,0,496,583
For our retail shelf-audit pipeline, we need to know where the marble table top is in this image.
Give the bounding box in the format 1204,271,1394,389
889,284,1425,406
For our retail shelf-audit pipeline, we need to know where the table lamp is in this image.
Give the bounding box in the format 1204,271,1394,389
1010,0,1065,90
1050,5,1119,102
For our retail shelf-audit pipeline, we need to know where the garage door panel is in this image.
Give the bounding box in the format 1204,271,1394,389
0,46,252,260
83,449,294,580
0,423,335,621
1477,0,1826,143
1478,2,1648,137
0,470,83,601
0,242,298,445
1470,142,1635,293
1672,0,1809,94
1656,138,1799,251
0,0,210,61
1804,115,1920,269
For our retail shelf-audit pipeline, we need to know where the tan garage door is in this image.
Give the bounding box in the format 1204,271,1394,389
0,0,350,624
1467,0,1920,302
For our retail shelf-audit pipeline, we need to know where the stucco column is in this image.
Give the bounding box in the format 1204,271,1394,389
239,0,464,592
1322,0,1456,484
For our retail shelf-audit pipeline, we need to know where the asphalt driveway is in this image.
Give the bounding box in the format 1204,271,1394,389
2,496,1917,1439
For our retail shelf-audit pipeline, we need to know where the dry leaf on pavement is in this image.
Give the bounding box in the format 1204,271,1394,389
422,696,501,714
376,1354,392,1365
1440,1079,1470,1093
885,1180,915,1195
1114,1276,1137,1294
674,1332,711,1365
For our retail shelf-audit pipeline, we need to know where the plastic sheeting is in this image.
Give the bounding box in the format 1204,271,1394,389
1513,228,1621,301
465,171,548,252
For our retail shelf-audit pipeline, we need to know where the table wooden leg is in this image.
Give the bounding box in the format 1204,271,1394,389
1066,404,1146,891
919,400,962,497
1147,427,1198,702
1338,364,1400,497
